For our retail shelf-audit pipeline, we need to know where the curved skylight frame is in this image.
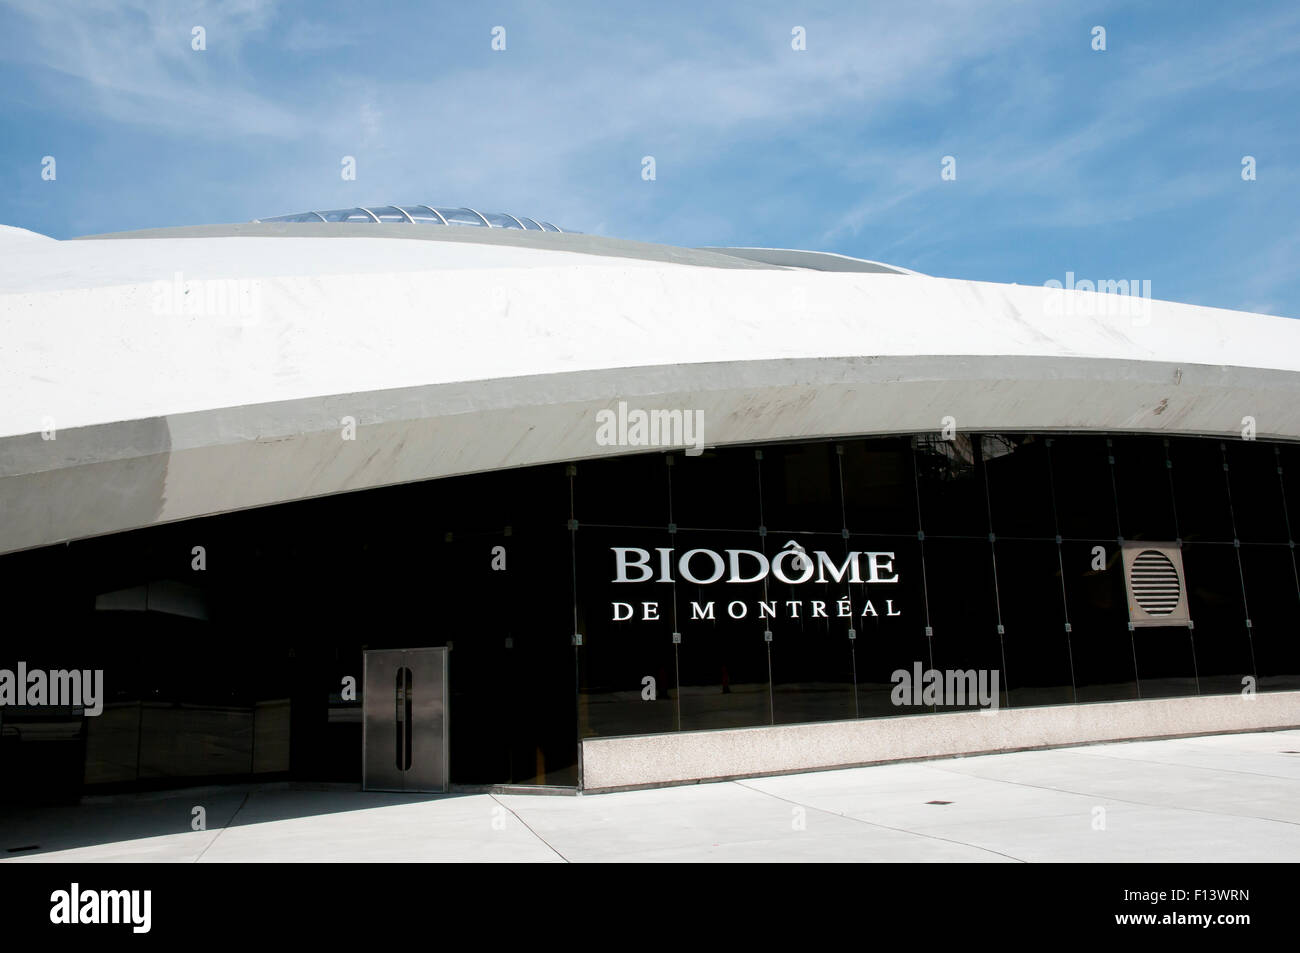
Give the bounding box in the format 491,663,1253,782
436,207,491,227
402,205,449,224
254,206,565,232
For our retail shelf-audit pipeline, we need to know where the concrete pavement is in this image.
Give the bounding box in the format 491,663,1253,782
3,729,1298,862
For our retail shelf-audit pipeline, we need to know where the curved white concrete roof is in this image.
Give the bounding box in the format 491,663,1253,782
1,222,1298,555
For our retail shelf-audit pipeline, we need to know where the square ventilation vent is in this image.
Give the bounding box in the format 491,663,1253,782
1121,541,1190,627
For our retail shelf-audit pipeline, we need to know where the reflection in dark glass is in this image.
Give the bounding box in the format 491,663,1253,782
841,437,919,537
1061,541,1138,702
1132,623,1199,701
429,480,575,785
761,443,842,534
1225,442,1288,543
913,434,989,537
1183,543,1255,695
674,531,772,731
1282,445,1300,534
983,435,1056,539
996,541,1074,707
1049,437,1118,541
1170,439,1234,542
576,526,678,739
1111,435,1178,541
849,538,931,717
1239,544,1300,692
923,539,1006,711
768,533,859,725
672,447,761,531
574,454,670,527
7,430,1300,802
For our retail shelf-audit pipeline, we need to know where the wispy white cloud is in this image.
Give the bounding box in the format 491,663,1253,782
1,0,1296,314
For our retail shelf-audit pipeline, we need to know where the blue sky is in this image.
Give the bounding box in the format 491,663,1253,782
2,0,1297,316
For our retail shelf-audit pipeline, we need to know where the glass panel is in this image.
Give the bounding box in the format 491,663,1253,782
480,211,524,228
841,436,918,537
259,212,324,223
317,208,377,222
768,532,861,725
996,540,1075,707
441,532,510,783
912,433,990,538
1049,436,1118,541
500,522,578,786
1225,441,1288,543
1183,542,1255,695
849,536,932,717
366,206,409,223
1132,621,1199,701
760,442,842,534
538,221,561,232
1170,438,1234,542
673,530,772,731
1239,544,1300,692
399,206,445,224
576,526,678,739
1111,435,1178,541
434,207,488,226
983,434,1056,539
1061,540,1138,702
518,217,545,231
671,447,760,532
1281,444,1300,536
923,538,1006,711
12,432,1298,804
574,453,670,528
432,477,575,786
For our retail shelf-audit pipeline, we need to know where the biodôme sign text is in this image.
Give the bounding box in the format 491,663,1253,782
608,541,904,623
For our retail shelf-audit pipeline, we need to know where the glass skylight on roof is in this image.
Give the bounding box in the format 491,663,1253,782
479,211,524,229
399,206,447,224
434,207,489,227
255,205,564,232
364,206,410,223
315,208,378,223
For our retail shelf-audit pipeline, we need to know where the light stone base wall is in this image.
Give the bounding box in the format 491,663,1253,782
580,692,1300,792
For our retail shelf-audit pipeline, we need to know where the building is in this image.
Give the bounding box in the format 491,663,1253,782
1,209,1298,801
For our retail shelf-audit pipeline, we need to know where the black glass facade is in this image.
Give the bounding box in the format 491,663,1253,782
2,431,1298,800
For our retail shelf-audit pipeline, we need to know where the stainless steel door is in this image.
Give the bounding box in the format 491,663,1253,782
362,648,448,793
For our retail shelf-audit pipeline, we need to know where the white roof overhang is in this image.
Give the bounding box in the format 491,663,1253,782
2,225,1297,555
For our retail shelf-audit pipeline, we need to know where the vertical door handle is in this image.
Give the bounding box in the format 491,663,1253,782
394,667,414,771
395,668,404,771
403,667,413,770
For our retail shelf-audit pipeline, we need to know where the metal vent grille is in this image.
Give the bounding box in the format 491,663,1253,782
1121,541,1190,627
1130,550,1181,615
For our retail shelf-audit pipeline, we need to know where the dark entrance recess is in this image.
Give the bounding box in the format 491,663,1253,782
0,432,1296,802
